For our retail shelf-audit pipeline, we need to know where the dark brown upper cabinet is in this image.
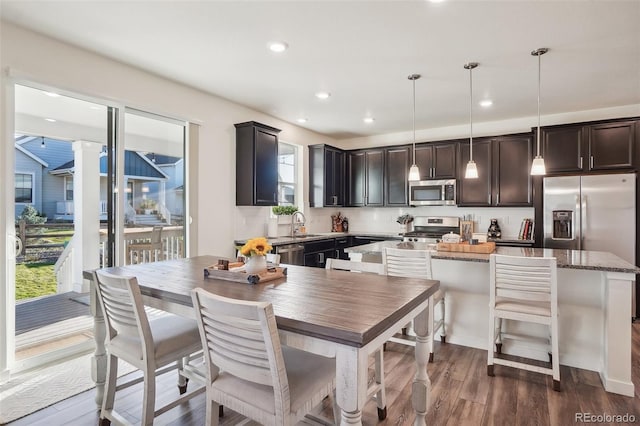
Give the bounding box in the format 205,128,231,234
384,145,410,206
493,135,533,206
457,135,533,207
457,138,493,206
309,144,345,207
414,141,457,180
588,121,635,171
235,121,280,206
541,120,635,174
347,149,384,207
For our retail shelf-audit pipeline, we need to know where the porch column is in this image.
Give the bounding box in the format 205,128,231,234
72,141,101,293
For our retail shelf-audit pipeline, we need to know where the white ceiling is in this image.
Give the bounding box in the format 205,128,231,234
2,1,639,140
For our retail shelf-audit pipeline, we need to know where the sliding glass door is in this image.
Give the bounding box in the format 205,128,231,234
3,83,187,374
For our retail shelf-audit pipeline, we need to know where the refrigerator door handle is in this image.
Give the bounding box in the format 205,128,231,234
575,194,581,250
580,194,587,250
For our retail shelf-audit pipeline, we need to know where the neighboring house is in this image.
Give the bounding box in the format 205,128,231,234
15,136,177,224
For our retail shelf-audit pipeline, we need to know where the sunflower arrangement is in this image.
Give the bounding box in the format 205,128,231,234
238,237,273,257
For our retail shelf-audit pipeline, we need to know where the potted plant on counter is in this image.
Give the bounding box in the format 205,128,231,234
272,205,298,224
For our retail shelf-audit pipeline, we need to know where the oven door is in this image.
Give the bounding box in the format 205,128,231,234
409,181,445,206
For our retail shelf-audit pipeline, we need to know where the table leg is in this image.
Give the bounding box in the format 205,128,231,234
90,282,107,407
335,345,368,426
412,301,432,426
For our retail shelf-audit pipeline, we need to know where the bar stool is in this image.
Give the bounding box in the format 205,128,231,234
487,254,560,391
382,247,446,362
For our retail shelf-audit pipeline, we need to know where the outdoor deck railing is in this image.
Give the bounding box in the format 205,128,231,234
54,236,74,293
99,226,184,267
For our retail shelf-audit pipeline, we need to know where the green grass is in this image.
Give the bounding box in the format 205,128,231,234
15,262,57,301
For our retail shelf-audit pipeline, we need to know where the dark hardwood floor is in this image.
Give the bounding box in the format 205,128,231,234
9,322,640,425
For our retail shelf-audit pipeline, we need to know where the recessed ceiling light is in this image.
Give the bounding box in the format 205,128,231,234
296,118,308,124
315,92,331,100
45,92,60,97
89,106,101,110
429,0,446,3
268,41,288,53
363,117,375,124
44,118,57,122
480,100,493,107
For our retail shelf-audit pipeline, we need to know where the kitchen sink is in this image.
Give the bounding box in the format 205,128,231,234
291,234,321,239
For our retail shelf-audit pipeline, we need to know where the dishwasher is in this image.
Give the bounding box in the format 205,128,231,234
275,243,304,265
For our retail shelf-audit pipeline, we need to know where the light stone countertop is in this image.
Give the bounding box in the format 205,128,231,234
345,240,640,274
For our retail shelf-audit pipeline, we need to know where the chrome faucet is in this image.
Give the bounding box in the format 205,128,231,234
291,211,307,237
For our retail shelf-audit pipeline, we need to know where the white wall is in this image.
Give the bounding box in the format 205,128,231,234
0,22,335,257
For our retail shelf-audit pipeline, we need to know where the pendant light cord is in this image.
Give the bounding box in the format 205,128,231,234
469,65,473,161
412,77,416,165
536,51,541,157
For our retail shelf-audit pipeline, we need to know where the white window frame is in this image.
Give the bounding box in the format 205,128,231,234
64,175,73,201
14,172,34,205
277,141,298,206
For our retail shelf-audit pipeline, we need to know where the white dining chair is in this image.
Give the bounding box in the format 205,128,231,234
325,258,388,420
487,254,560,391
93,270,204,425
382,247,446,362
191,288,337,426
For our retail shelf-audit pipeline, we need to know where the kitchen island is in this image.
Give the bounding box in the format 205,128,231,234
346,241,639,397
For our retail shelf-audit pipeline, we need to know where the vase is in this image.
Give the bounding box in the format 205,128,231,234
245,255,267,274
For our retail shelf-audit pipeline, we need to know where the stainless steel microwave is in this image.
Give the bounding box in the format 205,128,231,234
409,179,456,206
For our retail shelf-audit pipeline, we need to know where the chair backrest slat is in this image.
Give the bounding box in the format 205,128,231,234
94,271,154,354
490,254,557,308
191,288,289,401
382,247,432,279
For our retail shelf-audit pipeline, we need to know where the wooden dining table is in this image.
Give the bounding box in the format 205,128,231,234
84,255,440,425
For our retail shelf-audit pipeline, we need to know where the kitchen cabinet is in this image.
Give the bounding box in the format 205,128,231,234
347,149,384,207
309,144,345,207
303,238,336,268
414,141,458,180
235,121,280,206
384,145,410,206
457,134,533,207
541,119,635,174
493,135,533,206
457,138,492,206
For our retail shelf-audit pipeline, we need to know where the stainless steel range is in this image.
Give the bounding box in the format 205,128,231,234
403,216,460,243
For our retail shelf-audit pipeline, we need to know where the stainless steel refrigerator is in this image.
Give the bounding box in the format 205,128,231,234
543,173,637,317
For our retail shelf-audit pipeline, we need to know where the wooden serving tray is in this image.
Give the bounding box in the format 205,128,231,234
436,241,496,254
204,265,287,285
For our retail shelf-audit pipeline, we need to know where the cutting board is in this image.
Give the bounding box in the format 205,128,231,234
436,241,496,254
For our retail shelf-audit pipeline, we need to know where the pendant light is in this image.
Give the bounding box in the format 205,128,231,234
40,136,46,149
530,47,549,175
408,74,421,181
464,62,479,179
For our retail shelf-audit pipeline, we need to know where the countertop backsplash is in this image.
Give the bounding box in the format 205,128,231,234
306,206,535,240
